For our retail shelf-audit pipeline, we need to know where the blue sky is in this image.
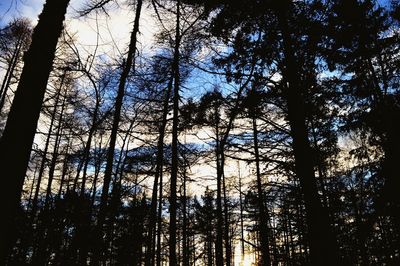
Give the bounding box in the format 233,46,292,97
0,0,45,27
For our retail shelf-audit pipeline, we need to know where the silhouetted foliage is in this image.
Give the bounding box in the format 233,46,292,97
1,0,399,265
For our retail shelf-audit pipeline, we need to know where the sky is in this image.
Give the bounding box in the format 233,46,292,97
0,0,44,25
0,0,240,196
0,0,159,60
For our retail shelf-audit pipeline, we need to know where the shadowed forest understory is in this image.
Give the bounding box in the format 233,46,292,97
0,0,399,265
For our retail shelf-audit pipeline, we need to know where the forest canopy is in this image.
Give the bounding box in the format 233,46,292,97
0,0,399,265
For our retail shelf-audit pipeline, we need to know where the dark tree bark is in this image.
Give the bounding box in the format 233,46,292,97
238,162,245,262
0,34,23,114
44,87,67,207
182,165,189,266
31,76,64,217
146,75,174,266
0,0,70,261
169,0,181,264
57,136,71,198
91,0,142,264
252,114,272,266
215,124,224,266
275,3,340,265
156,150,165,266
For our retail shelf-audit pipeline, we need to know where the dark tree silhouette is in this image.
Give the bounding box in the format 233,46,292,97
1,0,400,265
0,0,70,262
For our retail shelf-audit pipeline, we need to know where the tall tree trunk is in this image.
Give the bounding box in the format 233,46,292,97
0,34,23,115
78,102,100,195
146,75,174,266
156,153,164,266
73,81,101,193
91,1,142,264
31,75,64,217
276,3,340,265
221,153,231,266
91,135,104,208
57,137,71,198
31,87,67,266
169,0,181,264
252,115,272,266
44,88,66,207
0,0,70,259
214,65,253,266
215,111,224,266
182,164,189,266
238,161,245,263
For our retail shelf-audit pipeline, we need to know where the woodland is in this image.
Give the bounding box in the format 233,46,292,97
0,0,399,265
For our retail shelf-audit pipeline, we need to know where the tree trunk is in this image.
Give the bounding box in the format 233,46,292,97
156,153,165,266
221,152,231,266
31,75,64,217
91,0,142,264
252,115,271,266
0,34,23,115
44,87,66,207
169,0,181,264
276,4,340,265
182,165,189,266
57,137,71,198
0,0,70,260
146,75,173,266
78,101,100,195
215,111,224,266
238,161,245,262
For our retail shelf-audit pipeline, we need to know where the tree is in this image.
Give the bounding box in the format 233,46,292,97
91,0,143,264
204,1,341,264
326,1,400,260
0,0,70,262
0,18,31,117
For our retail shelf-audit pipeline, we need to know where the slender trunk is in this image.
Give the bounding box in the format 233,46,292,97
0,54,13,99
91,1,142,264
70,97,101,265
0,35,23,114
146,75,174,266
182,166,189,266
310,121,330,209
221,153,231,266
156,157,164,266
169,1,181,264
72,108,98,192
91,135,103,208
252,115,271,266
58,137,71,198
214,61,253,266
27,164,40,209
238,162,245,262
31,88,67,266
207,228,213,266
79,103,100,195
44,87,66,206
215,113,224,266
105,122,136,264
31,73,65,217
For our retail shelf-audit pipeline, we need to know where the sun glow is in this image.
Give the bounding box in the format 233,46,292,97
233,242,256,266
